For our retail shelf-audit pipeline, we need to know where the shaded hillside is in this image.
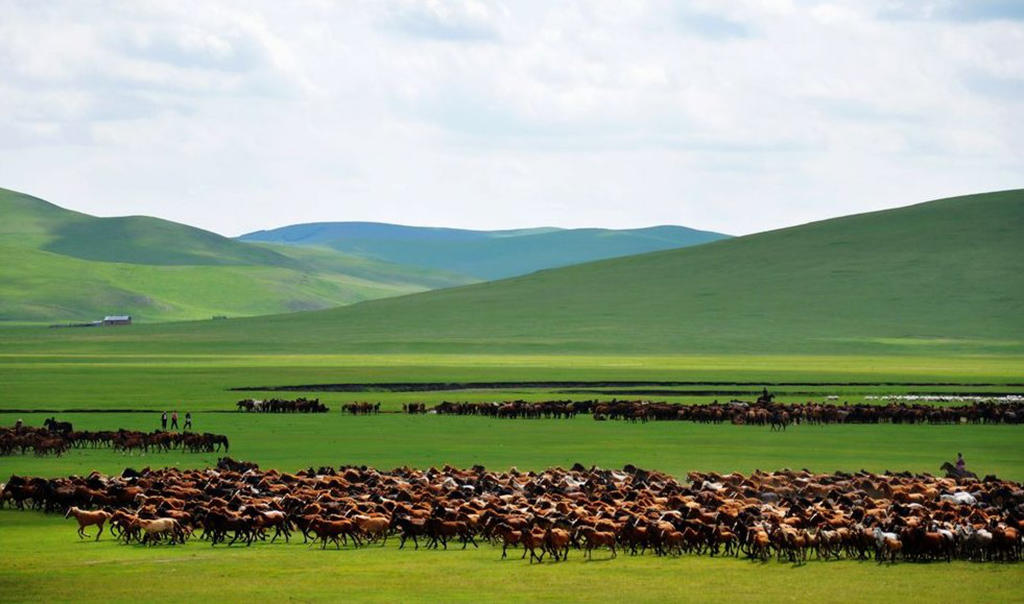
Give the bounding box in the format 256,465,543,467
0,188,473,322
239,222,730,280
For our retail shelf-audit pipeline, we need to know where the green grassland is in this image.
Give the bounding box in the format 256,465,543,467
3,411,1023,480
1,408,1022,604
1,351,1022,412
3,509,1019,604
0,188,473,323
0,245,446,323
2,350,1022,603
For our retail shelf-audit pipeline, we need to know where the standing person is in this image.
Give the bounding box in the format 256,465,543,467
161,411,168,430
171,410,179,430
183,412,192,432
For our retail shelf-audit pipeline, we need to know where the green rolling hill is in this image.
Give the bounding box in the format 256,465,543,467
17,189,1022,356
0,188,474,323
238,222,730,280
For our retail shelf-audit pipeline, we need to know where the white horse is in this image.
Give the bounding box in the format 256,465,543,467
940,492,977,505
873,527,901,562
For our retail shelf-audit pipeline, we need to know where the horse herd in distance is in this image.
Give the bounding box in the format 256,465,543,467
3,462,1021,565
1,421,229,457
237,396,1024,426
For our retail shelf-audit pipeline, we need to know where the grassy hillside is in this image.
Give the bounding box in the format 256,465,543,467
8,189,1022,356
239,221,730,280
0,188,473,322
0,245,457,322
45,215,300,267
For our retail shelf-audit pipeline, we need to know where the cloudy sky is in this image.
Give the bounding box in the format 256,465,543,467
1,1,1021,236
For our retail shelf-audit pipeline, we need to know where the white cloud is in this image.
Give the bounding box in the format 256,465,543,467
0,0,1020,237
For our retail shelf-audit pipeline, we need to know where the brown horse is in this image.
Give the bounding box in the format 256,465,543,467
64,506,111,540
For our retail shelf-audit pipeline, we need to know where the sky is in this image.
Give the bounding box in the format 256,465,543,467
0,1,1022,237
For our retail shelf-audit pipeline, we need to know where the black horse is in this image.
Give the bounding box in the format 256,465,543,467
769,412,790,432
43,417,73,434
940,461,978,480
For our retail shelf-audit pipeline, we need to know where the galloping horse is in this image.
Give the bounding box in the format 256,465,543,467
940,462,978,480
64,506,111,540
769,412,790,432
138,518,185,545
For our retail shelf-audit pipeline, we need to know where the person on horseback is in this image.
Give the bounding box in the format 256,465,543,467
956,452,966,474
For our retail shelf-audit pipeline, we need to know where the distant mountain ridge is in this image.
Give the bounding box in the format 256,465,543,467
238,222,731,280
0,188,474,323
0,187,729,322
116,188,1024,357
240,222,565,243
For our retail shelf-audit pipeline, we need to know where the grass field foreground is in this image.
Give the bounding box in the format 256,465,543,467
1,509,1020,604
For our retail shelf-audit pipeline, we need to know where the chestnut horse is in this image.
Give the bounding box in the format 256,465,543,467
64,506,111,540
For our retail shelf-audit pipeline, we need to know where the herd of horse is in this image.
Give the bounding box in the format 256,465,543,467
231,397,1024,430
3,461,1021,563
340,402,382,415
0,424,229,457
235,399,384,415
236,398,328,413
423,399,1024,426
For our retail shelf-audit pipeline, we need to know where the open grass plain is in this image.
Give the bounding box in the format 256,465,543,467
2,344,1023,603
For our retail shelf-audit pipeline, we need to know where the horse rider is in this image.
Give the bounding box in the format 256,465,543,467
14,418,23,433
956,452,966,474
161,411,168,430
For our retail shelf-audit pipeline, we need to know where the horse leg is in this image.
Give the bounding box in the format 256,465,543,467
96,522,104,541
